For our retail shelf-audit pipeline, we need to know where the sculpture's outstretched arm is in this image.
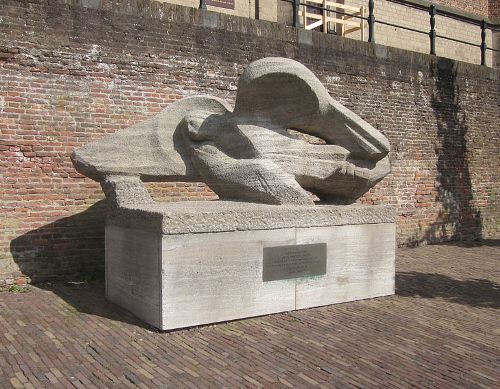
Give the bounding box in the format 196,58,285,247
100,175,153,211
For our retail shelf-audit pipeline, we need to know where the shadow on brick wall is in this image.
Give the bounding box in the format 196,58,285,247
10,201,106,283
396,271,500,308
419,58,483,244
9,201,155,328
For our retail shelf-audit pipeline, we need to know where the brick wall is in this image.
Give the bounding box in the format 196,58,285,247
0,0,499,284
490,0,500,18
433,0,488,17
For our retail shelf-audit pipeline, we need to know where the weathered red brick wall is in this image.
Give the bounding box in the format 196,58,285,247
1,0,499,284
432,0,489,17
489,0,500,18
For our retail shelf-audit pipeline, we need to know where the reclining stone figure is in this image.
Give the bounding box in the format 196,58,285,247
72,57,390,205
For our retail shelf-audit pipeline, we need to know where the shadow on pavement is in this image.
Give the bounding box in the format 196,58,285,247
396,271,500,309
36,280,157,330
438,239,500,248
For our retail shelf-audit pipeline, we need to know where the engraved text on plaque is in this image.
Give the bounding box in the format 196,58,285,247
263,243,327,281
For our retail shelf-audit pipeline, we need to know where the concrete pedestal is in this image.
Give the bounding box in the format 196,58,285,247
105,201,395,330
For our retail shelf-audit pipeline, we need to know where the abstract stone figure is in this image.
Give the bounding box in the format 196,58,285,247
72,57,390,205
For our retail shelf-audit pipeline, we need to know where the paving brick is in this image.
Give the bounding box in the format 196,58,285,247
0,243,499,388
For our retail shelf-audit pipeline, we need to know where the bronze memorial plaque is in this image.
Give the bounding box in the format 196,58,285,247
263,243,327,282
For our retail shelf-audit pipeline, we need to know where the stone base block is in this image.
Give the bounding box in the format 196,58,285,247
105,202,396,330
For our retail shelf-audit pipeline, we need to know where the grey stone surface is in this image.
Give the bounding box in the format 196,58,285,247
72,57,391,205
105,220,395,330
161,228,297,329
107,200,396,234
295,223,396,309
105,225,162,328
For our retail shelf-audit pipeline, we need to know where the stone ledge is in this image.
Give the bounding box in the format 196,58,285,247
107,201,396,234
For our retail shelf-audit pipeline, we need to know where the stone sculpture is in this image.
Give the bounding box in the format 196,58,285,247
71,57,395,330
72,57,390,204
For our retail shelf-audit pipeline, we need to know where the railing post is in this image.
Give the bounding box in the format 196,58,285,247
199,0,207,10
293,0,300,28
368,0,375,43
429,5,436,55
480,20,487,66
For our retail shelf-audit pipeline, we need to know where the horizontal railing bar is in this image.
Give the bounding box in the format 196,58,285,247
376,19,427,35
386,0,495,28
281,0,499,64
282,0,499,31
387,0,500,30
435,34,481,48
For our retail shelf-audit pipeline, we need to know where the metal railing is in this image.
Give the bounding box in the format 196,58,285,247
279,0,500,66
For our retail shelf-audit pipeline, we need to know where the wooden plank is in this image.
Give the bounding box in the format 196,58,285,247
305,0,361,13
360,6,365,41
343,13,362,20
325,1,361,12
305,19,324,30
344,27,361,35
331,18,360,27
304,12,322,20
301,2,367,37
322,0,327,33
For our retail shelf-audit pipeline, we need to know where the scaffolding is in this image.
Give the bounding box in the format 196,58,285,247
299,0,367,40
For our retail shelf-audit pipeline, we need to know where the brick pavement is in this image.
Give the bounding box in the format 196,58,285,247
0,242,499,388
